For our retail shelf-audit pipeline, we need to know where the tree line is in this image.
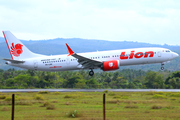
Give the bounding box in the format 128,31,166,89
0,68,180,89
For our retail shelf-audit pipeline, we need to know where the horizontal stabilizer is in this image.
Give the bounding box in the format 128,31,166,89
3,59,25,63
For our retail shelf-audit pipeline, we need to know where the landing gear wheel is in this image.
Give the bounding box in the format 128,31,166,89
89,70,94,76
161,67,164,70
161,63,164,70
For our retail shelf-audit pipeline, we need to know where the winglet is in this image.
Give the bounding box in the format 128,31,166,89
66,43,74,56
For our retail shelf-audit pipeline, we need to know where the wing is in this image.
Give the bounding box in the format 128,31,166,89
3,59,25,63
65,43,102,69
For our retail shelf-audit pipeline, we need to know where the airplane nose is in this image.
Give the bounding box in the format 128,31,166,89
173,52,179,58
176,53,179,57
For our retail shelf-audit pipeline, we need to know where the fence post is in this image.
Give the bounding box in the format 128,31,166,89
12,94,15,120
103,93,106,120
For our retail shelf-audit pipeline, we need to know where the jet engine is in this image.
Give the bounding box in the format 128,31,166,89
101,60,120,71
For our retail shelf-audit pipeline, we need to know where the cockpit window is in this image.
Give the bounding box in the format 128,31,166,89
166,50,170,52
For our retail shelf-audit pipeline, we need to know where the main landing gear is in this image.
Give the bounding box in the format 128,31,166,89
161,63,164,70
89,69,94,76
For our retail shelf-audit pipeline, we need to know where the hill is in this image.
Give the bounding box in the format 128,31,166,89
0,37,180,71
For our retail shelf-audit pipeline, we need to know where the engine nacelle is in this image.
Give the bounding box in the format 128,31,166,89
101,60,120,71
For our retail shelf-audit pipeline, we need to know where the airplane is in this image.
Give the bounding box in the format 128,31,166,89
2,31,179,76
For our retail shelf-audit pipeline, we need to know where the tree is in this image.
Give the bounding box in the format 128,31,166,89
128,82,136,89
116,77,129,88
14,74,30,88
165,71,180,88
145,71,157,88
67,74,84,88
3,71,10,79
29,76,39,88
132,79,142,89
5,78,15,88
144,71,164,89
169,78,177,88
27,70,36,76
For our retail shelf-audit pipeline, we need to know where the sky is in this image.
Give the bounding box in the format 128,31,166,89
0,0,180,45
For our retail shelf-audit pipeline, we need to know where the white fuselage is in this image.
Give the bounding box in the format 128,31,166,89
8,47,178,71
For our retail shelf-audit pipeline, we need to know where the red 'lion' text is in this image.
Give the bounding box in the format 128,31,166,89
120,51,154,60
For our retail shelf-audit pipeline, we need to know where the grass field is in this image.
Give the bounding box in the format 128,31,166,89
1,91,180,120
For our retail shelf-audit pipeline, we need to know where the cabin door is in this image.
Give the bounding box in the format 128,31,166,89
66,58,70,65
34,60,38,69
157,51,161,57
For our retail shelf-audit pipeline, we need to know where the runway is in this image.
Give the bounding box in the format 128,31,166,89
0,89,180,93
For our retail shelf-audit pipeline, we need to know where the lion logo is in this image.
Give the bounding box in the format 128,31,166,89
10,43,23,57
109,62,113,67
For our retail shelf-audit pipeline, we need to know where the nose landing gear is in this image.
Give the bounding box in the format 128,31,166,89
161,66,164,70
161,63,164,70
89,69,94,76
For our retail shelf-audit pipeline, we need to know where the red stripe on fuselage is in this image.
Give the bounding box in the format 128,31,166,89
49,66,62,68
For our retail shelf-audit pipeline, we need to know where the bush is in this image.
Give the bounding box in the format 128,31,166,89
16,101,32,105
65,102,72,105
146,91,156,95
46,104,55,110
171,98,176,100
113,95,121,99
103,90,108,94
155,92,166,95
151,105,162,109
42,101,50,107
121,96,129,99
54,91,60,95
4,97,12,101
0,95,6,99
152,94,167,99
64,95,78,99
1,106,10,111
51,100,58,103
18,96,32,100
146,91,167,95
124,105,138,109
151,105,174,109
38,91,50,94
66,110,82,118
170,93,180,97
108,91,116,96
34,94,44,100
107,100,119,104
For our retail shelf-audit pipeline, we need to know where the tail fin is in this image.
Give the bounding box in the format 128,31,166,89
2,31,45,60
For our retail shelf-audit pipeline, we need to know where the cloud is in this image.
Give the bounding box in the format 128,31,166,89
0,0,180,45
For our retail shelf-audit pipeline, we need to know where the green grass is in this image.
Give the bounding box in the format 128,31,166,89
0,91,180,120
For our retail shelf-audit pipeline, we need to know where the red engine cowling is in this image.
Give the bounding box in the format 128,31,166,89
102,60,120,71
